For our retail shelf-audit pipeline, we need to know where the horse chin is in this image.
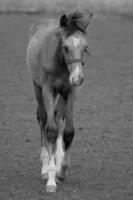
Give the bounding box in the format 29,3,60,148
73,83,82,87
70,79,84,86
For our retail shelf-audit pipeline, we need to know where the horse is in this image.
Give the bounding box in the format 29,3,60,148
26,11,93,192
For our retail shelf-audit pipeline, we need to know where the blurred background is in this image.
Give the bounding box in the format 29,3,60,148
0,0,133,15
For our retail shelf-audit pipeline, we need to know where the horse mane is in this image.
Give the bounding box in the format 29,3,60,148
29,11,88,39
64,11,86,36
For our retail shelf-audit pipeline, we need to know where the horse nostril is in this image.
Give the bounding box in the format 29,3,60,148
71,77,74,83
77,77,83,85
79,76,84,83
71,76,84,86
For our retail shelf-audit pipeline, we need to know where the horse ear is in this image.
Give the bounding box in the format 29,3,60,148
78,12,93,31
60,14,68,28
83,12,93,30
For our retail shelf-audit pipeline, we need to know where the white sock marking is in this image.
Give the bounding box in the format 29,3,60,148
47,154,56,187
40,147,49,177
55,118,65,173
55,135,64,173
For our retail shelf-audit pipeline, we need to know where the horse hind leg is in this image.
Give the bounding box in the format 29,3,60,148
33,81,49,180
37,104,50,181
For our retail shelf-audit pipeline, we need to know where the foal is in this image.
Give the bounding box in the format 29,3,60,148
27,11,93,192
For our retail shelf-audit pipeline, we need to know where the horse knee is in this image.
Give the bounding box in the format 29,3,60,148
46,124,58,144
63,128,75,150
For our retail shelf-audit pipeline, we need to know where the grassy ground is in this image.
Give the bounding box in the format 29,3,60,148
0,13,133,200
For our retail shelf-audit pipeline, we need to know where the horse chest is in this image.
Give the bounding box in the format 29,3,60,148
51,77,71,97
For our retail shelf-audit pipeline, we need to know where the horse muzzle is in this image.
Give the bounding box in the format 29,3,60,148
70,75,84,86
66,58,84,86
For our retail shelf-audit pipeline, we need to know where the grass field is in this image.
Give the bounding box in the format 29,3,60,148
0,13,133,200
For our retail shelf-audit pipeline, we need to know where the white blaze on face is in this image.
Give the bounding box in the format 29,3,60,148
70,64,83,85
74,65,81,77
73,36,81,47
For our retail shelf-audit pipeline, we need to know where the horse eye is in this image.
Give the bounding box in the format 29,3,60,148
63,46,69,54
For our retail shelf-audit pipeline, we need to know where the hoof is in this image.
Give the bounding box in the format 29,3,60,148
56,164,68,183
56,175,65,183
46,185,57,193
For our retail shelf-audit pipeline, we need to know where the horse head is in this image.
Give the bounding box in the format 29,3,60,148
59,11,93,86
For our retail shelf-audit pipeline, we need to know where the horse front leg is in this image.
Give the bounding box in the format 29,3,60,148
57,88,76,181
42,84,58,192
54,96,66,181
